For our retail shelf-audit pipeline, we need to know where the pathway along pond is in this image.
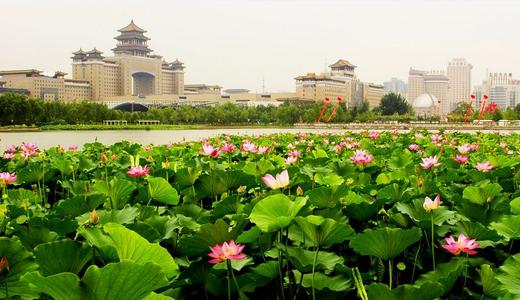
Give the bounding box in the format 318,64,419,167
1,128,519,149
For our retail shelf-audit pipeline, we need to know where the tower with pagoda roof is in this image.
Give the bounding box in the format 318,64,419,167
112,20,152,57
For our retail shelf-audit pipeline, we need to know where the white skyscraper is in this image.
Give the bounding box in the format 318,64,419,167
447,58,472,112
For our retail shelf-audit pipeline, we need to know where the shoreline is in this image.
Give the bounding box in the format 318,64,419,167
1,123,520,132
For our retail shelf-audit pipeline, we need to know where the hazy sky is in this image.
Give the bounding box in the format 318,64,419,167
2,0,520,92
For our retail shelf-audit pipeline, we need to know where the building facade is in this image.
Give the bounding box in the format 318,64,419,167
295,59,385,109
474,72,520,109
447,58,472,111
0,21,185,102
407,68,449,115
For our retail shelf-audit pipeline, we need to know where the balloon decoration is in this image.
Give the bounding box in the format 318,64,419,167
464,94,476,124
316,96,343,123
477,94,489,124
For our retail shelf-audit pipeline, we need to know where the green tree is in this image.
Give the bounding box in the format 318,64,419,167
378,93,412,115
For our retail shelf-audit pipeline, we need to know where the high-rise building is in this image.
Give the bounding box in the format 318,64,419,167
407,68,449,115
383,78,407,96
447,58,472,111
475,72,520,109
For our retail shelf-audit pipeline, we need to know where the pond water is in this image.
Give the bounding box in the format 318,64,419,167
1,128,518,149
0,128,346,149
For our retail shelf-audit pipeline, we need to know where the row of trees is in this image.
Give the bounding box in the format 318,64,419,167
1,93,518,126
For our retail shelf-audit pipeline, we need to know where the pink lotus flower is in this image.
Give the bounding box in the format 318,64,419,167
423,194,441,212
2,153,14,160
241,141,258,153
257,146,269,154
344,137,355,143
442,233,480,256
285,156,298,166
350,150,374,166
322,139,330,145
208,240,246,264
454,155,469,164
201,144,220,158
420,156,441,170
298,133,308,139
261,170,290,190
368,132,380,139
333,145,343,153
457,144,472,154
5,145,16,153
499,142,508,149
221,144,236,153
0,172,16,186
476,161,494,172
415,133,425,139
431,134,444,144
127,165,150,177
469,144,480,151
288,150,301,158
68,145,78,151
408,144,420,152
20,142,38,153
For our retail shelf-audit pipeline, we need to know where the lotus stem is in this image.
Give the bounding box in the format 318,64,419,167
227,259,241,298
311,247,319,300
431,213,436,270
353,267,368,300
226,260,231,300
278,231,286,300
388,259,393,289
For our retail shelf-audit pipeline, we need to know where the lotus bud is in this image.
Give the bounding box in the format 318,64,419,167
0,256,9,276
101,152,108,163
89,209,100,225
296,186,304,196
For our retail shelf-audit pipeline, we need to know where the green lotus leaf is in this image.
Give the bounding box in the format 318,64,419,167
510,197,520,214
490,215,520,241
34,239,92,276
367,282,444,300
93,178,136,209
290,216,354,247
415,257,465,294
395,198,456,227
144,292,176,300
479,264,506,298
292,270,351,292
23,271,82,300
286,247,344,272
250,194,307,232
0,237,39,299
178,219,234,257
103,223,179,279
497,253,520,297
237,261,279,293
350,227,422,260
462,182,503,206
82,261,169,300
148,177,180,205
306,185,349,208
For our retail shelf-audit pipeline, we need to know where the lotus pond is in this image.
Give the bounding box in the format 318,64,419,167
0,130,519,300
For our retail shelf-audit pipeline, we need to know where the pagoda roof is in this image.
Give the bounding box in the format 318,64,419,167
114,32,150,41
118,20,146,33
329,59,356,69
86,48,103,55
112,45,152,52
172,58,183,65
73,48,86,55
